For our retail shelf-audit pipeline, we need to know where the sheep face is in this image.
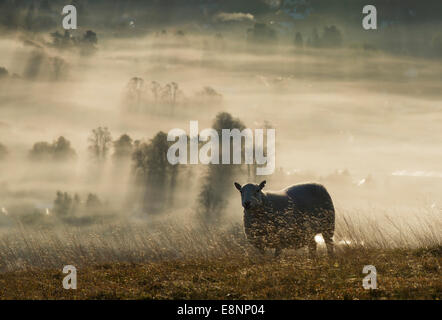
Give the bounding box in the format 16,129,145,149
234,180,266,210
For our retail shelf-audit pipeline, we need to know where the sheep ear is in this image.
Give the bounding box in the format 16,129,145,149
234,182,242,191
258,180,266,190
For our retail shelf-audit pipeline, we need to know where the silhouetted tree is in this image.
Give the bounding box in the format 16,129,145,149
52,136,77,160
88,127,112,162
80,30,98,55
0,67,8,78
197,112,246,224
126,77,146,110
294,32,303,48
50,29,98,54
29,136,76,161
23,51,44,80
86,193,101,209
308,27,320,47
0,143,8,160
29,142,52,160
321,25,343,47
196,86,222,104
161,83,172,104
72,194,81,213
83,30,98,45
113,134,133,160
50,30,73,49
171,82,179,105
132,132,177,214
53,191,74,217
247,23,277,44
151,81,161,102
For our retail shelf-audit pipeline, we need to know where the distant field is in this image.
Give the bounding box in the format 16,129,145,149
0,246,440,300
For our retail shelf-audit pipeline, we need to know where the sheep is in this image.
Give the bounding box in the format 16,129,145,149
234,180,335,257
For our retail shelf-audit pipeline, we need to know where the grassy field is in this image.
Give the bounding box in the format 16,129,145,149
0,213,440,300
0,246,440,300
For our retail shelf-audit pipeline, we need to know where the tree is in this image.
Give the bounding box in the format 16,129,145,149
29,142,53,160
86,193,101,209
294,32,303,48
0,67,8,78
113,134,133,160
80,30,98,55
0,143,8,160
151,81,161,103
53,191,73,217
83,30,98,45
29,136,76,161
52,136,77,160
50,30,71,48
126,77,146,110
72,194,81,213
160,83,172,104
197,112,246,224
88,127,112,162
170,82,179,105
247,23,277,44
321,25,343,47
309,27,320,47
132,132,178,214
50,29,97,54
196,86,223,103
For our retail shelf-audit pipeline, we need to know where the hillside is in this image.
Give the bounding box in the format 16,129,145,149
0,246,440,299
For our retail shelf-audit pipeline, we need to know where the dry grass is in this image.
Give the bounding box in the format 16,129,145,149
0,247,440,300
0,211,440,300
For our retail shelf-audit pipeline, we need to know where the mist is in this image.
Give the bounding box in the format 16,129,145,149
0,1,441,273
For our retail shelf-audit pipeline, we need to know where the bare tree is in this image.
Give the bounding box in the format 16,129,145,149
161,83,172,104
88,127,112,162
151,81,161,103
170,82,179,105
126,77,146,110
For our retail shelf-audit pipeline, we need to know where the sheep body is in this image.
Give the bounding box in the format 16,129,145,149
241,183,335,256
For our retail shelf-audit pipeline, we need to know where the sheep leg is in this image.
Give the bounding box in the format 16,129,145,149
307,238,317,258
322,231,335,257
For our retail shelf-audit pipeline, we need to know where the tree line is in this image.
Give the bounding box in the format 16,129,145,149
1,112,271,225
